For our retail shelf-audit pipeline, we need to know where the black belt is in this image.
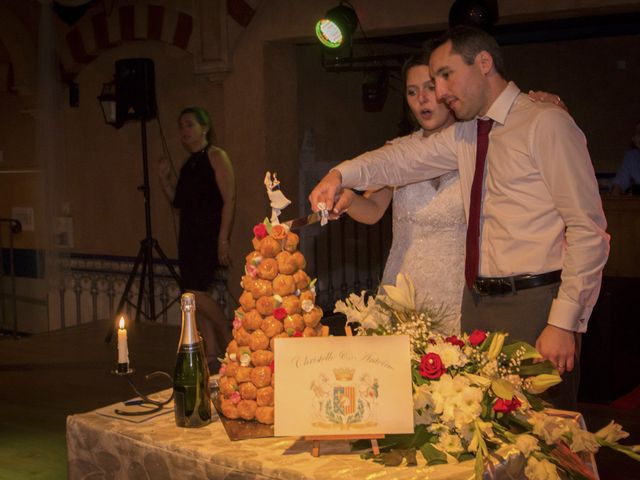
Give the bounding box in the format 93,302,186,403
472,270,561,296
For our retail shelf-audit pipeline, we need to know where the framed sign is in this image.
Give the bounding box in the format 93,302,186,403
274,335,414,437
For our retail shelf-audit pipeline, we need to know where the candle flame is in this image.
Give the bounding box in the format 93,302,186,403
119,316,125,329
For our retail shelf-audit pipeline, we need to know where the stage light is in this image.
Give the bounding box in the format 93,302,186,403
315,2,358,49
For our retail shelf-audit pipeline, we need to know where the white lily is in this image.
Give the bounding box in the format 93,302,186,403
382,273,416,310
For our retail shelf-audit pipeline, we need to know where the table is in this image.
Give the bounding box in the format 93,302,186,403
66,391,596,480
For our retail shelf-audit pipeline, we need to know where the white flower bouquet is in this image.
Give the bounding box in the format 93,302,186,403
336,274,640,479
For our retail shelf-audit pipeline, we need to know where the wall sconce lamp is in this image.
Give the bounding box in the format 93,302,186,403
97,81,120,128
315,1,359,49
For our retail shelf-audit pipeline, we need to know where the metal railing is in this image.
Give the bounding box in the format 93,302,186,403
300,210,392,314
49,253,231,329
1,211,391,332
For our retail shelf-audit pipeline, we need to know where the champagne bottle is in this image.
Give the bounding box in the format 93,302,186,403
173,292,212,427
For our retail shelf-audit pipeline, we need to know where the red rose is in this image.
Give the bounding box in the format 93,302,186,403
253,223,268,240
293,331,303,337
419,353,446,379
493,396,522,414
468,329,488,346
445,335,465,347
273,307,287,321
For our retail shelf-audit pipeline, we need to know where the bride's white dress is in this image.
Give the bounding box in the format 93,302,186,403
380,136,466,334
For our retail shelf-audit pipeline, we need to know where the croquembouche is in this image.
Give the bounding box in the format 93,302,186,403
217,173,326,424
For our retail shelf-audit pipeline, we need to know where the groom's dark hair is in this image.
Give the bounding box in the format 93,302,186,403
434,26,507,78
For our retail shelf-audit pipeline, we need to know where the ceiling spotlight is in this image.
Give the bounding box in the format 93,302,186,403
315,2,359,49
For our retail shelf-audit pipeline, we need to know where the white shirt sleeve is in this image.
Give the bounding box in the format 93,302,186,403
336,127,459,191
530,108,610,332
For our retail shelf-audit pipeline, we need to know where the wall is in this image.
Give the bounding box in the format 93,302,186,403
503,34,640,172
0,0,639,327
222,0,640,298
62,40,225,259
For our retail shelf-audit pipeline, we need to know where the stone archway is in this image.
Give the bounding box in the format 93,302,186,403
58,3,197,79
57,0,258,79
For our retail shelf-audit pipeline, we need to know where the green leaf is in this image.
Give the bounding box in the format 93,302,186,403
501,341,542,361
479,331,496,352
474,449,484,479
411,424,434,449
263,217,272,233
506,413,535,433
419,443,448,466
492,378,515,399
523,390,545,411
519,360,556,376
458,452,475,462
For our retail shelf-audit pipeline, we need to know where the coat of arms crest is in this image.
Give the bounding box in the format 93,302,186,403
310,367,379,429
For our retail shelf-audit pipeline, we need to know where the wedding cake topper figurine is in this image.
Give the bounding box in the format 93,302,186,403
264,171,291,224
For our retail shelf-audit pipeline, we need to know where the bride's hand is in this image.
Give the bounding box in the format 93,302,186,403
330,189,356,220
528,90,568,112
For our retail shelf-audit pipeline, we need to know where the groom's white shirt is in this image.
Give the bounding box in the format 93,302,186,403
336,82,609,334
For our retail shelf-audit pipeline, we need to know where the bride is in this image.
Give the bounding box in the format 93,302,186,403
334,49,566,335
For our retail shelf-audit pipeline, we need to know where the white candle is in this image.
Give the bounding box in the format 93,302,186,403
117,316,129,365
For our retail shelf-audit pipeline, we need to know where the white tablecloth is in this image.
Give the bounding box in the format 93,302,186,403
66,390,597,480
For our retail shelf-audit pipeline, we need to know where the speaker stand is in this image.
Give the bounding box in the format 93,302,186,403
105,118,182,343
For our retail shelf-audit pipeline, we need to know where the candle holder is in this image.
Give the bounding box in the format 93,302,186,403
112,370,174,416
114,363,134,375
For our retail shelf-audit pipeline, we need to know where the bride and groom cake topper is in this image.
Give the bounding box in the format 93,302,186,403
264,171,329,226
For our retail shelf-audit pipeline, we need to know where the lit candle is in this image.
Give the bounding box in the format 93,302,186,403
117,316,129,373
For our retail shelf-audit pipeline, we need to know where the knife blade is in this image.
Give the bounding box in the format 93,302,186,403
281,211,323,230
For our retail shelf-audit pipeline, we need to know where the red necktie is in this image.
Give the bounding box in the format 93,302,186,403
465,119,493,290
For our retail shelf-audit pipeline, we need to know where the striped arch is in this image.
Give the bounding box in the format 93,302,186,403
58,1,258,79
58,4,195,79
0,4,37,94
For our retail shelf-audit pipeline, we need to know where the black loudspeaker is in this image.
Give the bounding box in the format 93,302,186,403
449,0,499,30
115,58,157,124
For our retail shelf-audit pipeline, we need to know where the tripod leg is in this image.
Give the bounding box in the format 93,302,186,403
146,239,156,322
105,242,145,343
134,244,150,323
152,240,183,290
149,240,183,321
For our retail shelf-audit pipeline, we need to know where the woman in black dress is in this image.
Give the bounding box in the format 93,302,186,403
160,107,235,369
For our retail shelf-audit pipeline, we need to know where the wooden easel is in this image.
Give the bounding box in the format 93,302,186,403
304,324,385,457
305,433,383,457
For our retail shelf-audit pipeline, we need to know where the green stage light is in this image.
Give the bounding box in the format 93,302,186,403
315,2,358,49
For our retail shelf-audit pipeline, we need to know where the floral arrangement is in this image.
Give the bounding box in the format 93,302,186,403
335,274,640,479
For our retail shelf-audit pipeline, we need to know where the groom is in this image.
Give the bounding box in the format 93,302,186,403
308,26,609,410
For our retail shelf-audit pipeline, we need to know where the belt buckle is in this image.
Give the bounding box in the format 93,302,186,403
473,279,489,296
474,278,513,296
495,278,514,295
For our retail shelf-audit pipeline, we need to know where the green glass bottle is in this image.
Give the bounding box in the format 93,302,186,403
173,293,212,427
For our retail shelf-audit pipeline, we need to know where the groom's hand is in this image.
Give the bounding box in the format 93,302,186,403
535,324,576,375
309,169,343,212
